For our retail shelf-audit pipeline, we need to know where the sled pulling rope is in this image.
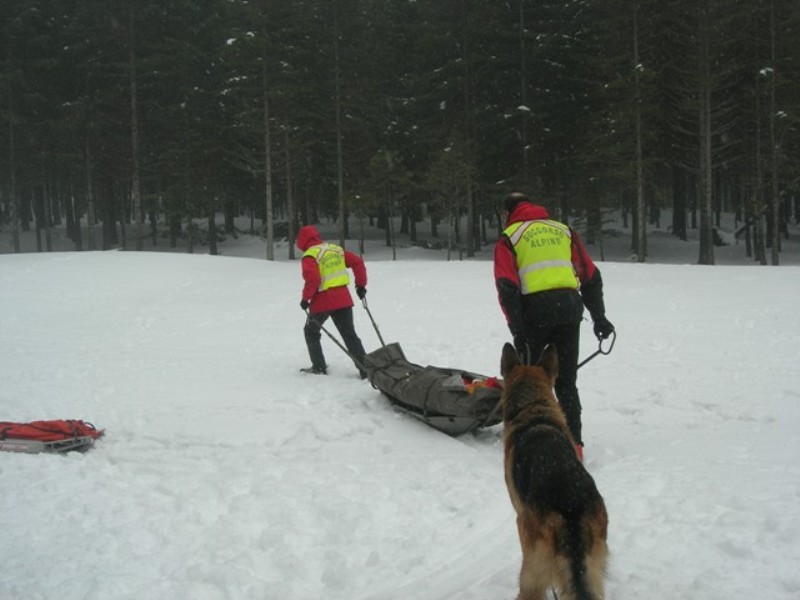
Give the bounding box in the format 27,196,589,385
361,297,386,348
302,294,386,372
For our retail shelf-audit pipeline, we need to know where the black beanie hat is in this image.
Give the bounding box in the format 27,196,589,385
503,192,531,213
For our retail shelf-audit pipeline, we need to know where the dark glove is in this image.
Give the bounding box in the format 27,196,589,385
356,286,367,299
300,299,310,311
593,316,615,340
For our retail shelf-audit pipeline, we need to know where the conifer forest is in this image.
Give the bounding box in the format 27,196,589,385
2,0,799,264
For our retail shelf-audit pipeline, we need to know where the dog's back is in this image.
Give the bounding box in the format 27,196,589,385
501,343,608,600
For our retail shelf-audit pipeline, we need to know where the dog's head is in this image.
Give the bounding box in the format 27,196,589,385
500,342,559,421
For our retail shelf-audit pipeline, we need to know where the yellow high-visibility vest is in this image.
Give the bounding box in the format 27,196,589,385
304,243,350,291
503,220,579,295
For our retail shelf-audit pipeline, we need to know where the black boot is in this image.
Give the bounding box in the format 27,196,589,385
300,365,327,375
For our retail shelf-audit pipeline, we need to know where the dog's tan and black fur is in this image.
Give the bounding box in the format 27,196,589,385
500,342,608,600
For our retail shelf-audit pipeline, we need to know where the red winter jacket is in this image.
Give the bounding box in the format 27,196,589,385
297,225,367,314
493,202,605,332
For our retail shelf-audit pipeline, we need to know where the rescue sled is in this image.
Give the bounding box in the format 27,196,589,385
0,420,104,454
363,343,503,436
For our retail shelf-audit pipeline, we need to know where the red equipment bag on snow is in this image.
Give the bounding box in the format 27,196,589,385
0,420,104,454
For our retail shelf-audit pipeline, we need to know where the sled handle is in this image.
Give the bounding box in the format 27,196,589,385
577,330,616,370
361,298,386,348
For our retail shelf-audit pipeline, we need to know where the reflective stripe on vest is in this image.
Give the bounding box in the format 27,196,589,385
304,243,350,291
503,220,579,295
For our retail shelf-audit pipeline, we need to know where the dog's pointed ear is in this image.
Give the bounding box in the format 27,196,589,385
537,344,559,381
501,342,520,377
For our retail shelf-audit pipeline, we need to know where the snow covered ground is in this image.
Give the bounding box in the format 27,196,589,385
1,218,799,599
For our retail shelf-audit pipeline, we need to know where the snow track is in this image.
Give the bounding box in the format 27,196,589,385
357,516,518,600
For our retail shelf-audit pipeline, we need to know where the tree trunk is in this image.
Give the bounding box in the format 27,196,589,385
208,194,218,256
454,196,463,261
263,61,274,261
169,205,181,249
101,185,117,250
446,197,453,262
634,0,646,262
586,187,602,246
466,184,475,258
129,3,143,251
119,188,127,250
333,3,346,246
285,125,296,260
8,74,20,253
672,166,687,241
85,139,96,251
148,207,157,246
43,184,52,251
697,2,715,265
518,1,531,183
769,0,780,265
34,188,44,252
186,213,194,254
224,196,236,235
387,189,396,261
358,213,365,255
69,187,83,251
409,205,418,243
753,50,767,265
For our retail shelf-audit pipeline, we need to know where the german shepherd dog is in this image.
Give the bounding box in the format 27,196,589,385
500,342,608,600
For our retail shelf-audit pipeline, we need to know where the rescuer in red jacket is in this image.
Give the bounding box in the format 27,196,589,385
297,225,368,378
494,192,614,457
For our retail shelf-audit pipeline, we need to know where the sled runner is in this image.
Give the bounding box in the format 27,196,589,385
0,420,104,454
363,343,503,436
